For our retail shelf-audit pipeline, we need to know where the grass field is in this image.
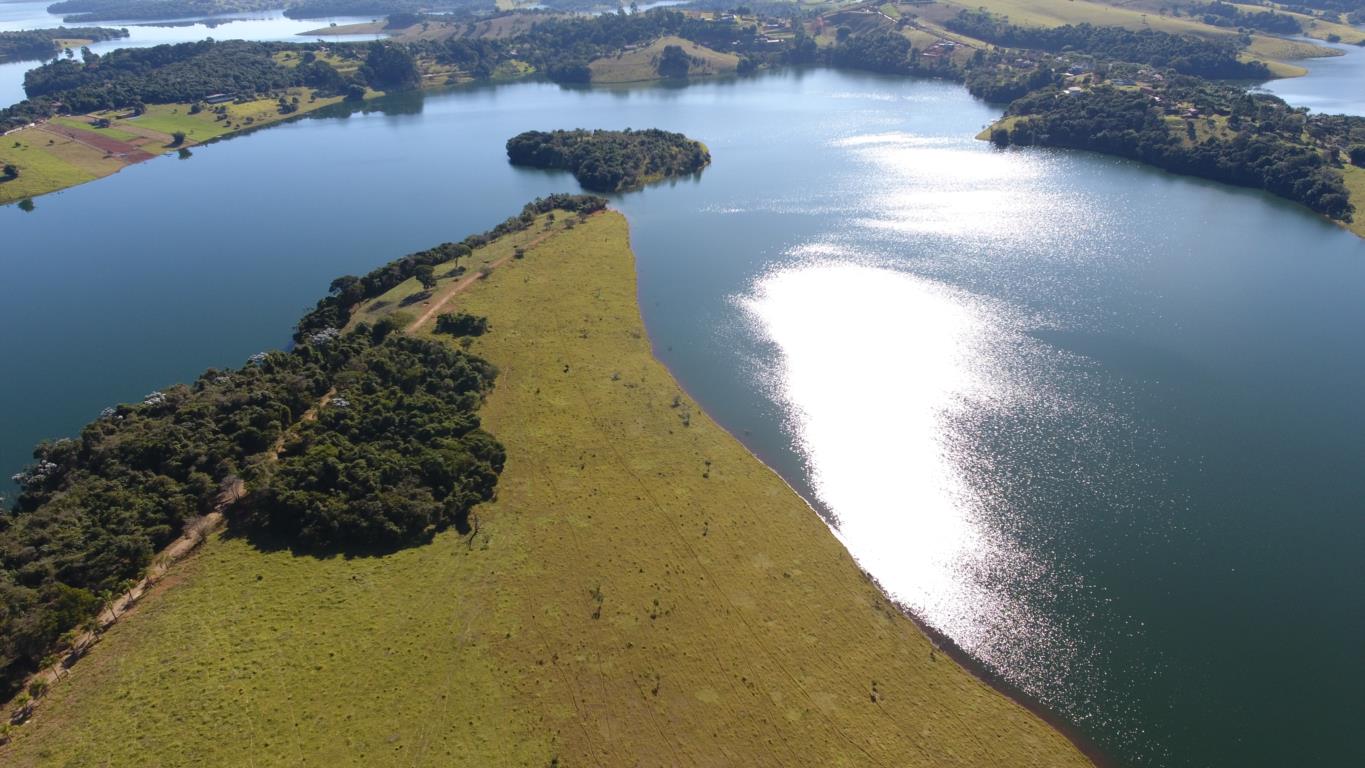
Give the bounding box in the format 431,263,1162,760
50,117,144,143
0,87,355,206
1342,165,1365,239
1,210,1093,767
0,134,99,202
590,36,741,83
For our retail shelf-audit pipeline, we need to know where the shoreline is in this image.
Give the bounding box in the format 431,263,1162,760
633,227,1112,767
648,347,1115,768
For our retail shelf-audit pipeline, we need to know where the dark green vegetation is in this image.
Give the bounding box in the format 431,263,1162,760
1188,2,1303,35
505,128,710,192
1,40,417,133
657,43,691,78
993,81,1363,222
241,333,503,551
434,312,489,337
944,11,1269,79
0,27,128,65
296,194,607,339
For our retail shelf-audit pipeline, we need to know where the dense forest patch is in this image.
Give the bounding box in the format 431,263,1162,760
240,333,503,552
992,82,1361,222
506,128,710,192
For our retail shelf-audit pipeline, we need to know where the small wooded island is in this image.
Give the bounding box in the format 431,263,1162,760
506,128,710,192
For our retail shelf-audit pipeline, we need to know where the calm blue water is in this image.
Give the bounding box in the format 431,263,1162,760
2,69,1364,768
1259,37,1365,115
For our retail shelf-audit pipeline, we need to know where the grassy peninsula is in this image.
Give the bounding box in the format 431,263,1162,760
0,202,1093,767
506,128,711,192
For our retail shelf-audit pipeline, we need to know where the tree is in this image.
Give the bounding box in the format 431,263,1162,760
414,264,437,291
361,42,421,92
1349,145,1365,167
657,44,690,78
1,163,16,181
169,131,186,147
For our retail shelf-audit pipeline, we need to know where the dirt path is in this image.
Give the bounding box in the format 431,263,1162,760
13,480,238,723
407,230,553,333
11,391,337,727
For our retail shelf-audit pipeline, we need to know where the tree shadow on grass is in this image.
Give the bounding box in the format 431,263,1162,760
221,504,475,560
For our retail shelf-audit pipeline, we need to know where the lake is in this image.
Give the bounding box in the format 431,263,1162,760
1,68,1363,768
1259,37,1365,115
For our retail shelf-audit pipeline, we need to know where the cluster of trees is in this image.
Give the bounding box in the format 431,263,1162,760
1189,1,1303,34
359,41,421,91
829,28,914,75
295,194,607,339
435,312,489,337
240,332,503,551
995,85,1353,221
47,0,281,23
945,12,1269,79
0,27,127,65
506,129,710,193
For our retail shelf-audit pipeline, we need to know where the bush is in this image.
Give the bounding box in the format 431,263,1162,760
435,312,489,337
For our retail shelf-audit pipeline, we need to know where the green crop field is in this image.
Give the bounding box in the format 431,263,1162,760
1,209,1092,767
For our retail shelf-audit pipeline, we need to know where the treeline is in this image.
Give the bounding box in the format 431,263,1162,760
46,0,280,23
505,129,710,192
994,86,1354,222
2,40,420,133
295,193,608,339
945,11,1269,79
0,27,127,65
1189,2,1302,34
3,335,336,698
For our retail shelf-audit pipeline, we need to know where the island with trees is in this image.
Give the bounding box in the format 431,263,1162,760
505,128,711,192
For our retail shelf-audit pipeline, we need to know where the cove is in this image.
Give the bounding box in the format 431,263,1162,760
2,69,1363,768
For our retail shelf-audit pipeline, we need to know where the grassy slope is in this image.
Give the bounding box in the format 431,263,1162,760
590,36,740,83
0,87,350,206
2,211,1092,768
1342,165,1365,239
